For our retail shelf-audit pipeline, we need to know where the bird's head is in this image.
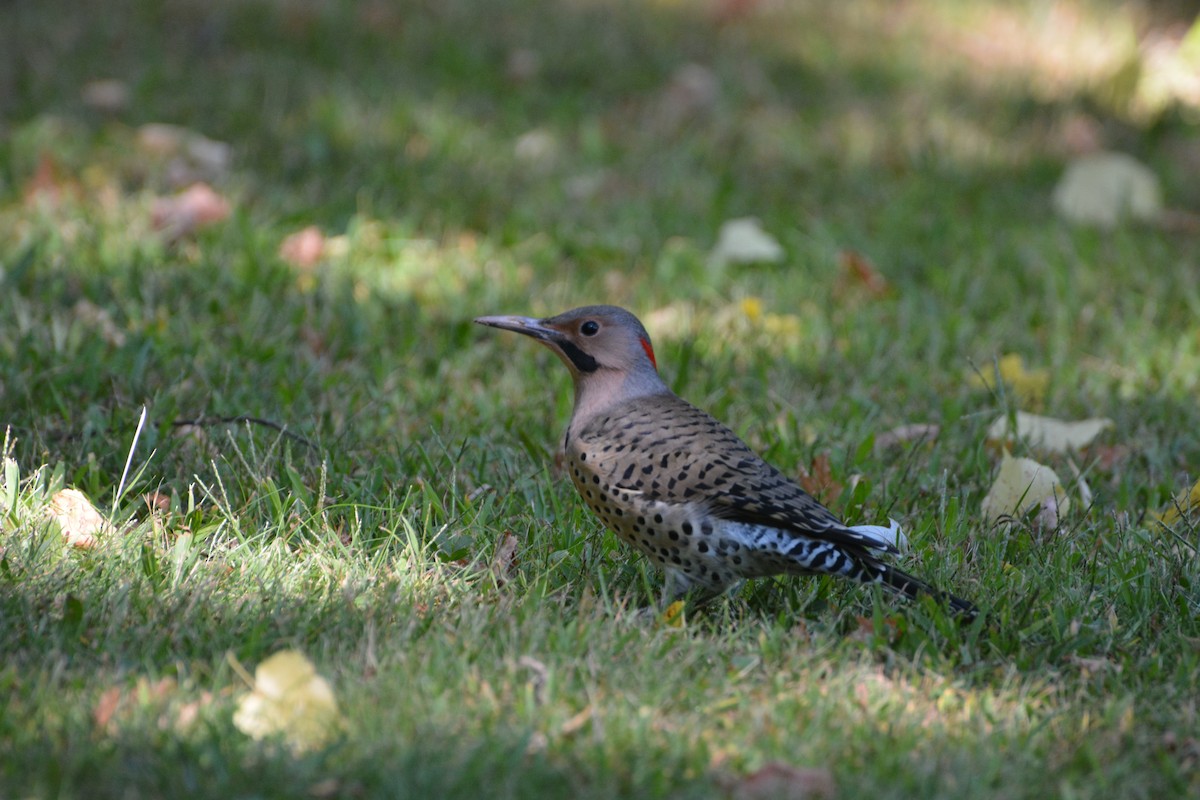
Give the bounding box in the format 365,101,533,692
475,305,666,406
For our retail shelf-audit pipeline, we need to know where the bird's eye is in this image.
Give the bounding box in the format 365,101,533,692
580,320,600,336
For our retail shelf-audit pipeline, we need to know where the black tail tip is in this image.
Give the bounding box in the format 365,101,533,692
944,592,981,622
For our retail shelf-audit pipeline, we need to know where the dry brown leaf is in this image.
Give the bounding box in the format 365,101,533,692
837,250,891,298
873,423,940,452
848,614,901,646
1087,443,1131,472
560,705,593,736
175,691,213,731
712,0,764,25
143,491,171,513
729,763,836,800
151,183,231,240
93,686,123,731
279,226,326,270
47,488,108,548
797,454,843,505
491,532,520,585
23,153,80,207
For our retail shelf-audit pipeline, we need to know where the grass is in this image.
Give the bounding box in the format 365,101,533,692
2,0,1199,797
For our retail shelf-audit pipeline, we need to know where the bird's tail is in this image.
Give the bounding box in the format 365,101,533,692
858,557,978,619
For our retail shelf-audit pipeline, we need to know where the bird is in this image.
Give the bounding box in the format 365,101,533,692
475,305,976,617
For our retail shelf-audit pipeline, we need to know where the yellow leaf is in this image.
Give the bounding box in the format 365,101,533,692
1153,478,1200,525
739,296,764,323
969,354,1050,406
986,411,1113,453
233,650,343,754
661,600,686,627
981,452,1069,527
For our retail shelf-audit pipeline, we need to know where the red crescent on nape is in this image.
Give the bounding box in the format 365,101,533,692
639,337,657,370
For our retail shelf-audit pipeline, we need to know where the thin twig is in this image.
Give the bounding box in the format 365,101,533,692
171,415,318,451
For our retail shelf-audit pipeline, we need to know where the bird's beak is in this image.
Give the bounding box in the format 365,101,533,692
474,315,559,342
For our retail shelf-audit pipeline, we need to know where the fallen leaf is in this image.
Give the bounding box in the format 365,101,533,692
136,124,232,184
490,531,519,585
143,491,172,513
981,452,1069,528
23,152,80,207
93,686,123,731
848,614,901,646
728,762,836,800
797,454,842,505
73,299,127,346
1087,443,1131,472
837,250,890,298
505,48,541,83
710,218,784,267
137,123,190,157
559,705,593,736
233,650,343,754
739,296,764,323
1153,477,1200,526
81,79,130,113
46,488,108,548
661,600,687,628
151,182,231,240
1067,654,1122,674
1052,151,1162,227
712,0,764,25
1053,112,1105,156
279,226,326,271
873,423,940,452
969,353,1050,406
656,62,721,130
175,691,213,731
986,411,1113,453
513,129,559,168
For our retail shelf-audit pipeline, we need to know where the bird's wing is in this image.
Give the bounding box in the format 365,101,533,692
572,394,897,554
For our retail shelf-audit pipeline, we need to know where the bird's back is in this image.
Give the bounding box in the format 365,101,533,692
566,392,890,555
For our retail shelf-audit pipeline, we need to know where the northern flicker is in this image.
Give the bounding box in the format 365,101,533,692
476,305,976,616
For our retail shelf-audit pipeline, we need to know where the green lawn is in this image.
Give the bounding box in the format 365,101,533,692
2,1,1199,797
